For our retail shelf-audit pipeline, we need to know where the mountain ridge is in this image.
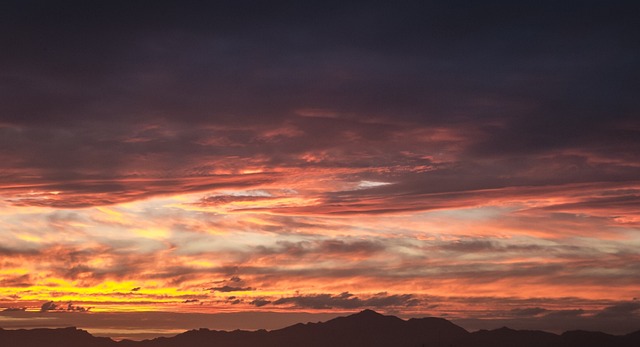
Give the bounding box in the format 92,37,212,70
1,310,639,347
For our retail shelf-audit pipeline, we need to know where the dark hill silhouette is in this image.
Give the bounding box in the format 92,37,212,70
0,327,114,347
455,326,559,347
454,327,640,347
2,310,640,347
120,310,469,347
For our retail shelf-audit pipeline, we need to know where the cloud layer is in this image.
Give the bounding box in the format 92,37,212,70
0,0,639,333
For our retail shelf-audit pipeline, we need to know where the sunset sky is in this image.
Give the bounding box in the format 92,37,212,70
1,0,639,339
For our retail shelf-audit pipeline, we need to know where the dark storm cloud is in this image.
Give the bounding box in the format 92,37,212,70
453,301,640,335
208,285,254,292
595,302,640,319
1,0,639,207
3,0,637,125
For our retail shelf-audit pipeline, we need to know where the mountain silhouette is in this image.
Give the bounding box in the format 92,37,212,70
0,327,114,347
2,310,639,347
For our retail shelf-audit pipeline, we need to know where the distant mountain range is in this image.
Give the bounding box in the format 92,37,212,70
1,309,639,347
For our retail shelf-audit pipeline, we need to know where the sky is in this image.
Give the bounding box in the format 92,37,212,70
1,0,639,339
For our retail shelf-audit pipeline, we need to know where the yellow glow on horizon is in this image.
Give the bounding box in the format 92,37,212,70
1,176,638,318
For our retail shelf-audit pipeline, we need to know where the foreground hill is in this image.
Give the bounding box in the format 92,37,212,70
2,310,639,347
0,326,114,347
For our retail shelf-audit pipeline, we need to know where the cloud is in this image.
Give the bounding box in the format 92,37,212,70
0,274,33,287
543,309,585,318
452,299,640,335
439,240,499,253
595,302,640,319
510,307,548,317
0,246,41,257
264,292,420,309
208,276,254,292
39,301,91,312
0,0,638,328
66,302,91,312
250,299,271,307
209,285,254,292
40,301,58,312
0,0,638,211
253,239,386,259
196,194,275,207
4,173,279,208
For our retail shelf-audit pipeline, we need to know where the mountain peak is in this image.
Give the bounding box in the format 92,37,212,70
323,309,404,328
345,309,397,323
356,309,383,317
